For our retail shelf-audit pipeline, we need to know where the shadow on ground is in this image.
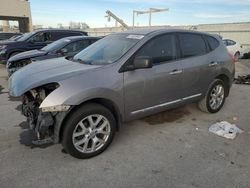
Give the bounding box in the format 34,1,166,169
0,84,8,95
9,96,22,101
15,104,22,112
19,121,54,149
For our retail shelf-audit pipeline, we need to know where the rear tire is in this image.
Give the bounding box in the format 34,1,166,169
198,79,226,113
62,103,116,159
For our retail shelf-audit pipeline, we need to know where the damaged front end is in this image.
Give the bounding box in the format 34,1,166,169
7,59,32,76
22,83,69,145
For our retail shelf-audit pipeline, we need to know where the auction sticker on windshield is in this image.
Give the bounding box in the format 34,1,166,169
126,35,144,40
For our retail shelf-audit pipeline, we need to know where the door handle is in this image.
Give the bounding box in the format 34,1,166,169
209,62,218,67
169,69,183,75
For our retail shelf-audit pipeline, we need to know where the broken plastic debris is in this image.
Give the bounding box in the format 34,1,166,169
209,121,243,139
234,75,250,85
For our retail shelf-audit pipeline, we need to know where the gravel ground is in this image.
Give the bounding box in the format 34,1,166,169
0,61,250,188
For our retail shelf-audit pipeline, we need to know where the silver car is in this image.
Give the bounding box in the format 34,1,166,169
8,29,235,158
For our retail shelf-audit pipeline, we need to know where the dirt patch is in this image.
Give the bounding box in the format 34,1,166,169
143,108,190,125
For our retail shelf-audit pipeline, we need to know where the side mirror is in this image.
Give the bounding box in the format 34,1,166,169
132,56,153,70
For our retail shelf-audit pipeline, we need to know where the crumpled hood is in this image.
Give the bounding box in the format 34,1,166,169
8,50,47,62
9,57,101,97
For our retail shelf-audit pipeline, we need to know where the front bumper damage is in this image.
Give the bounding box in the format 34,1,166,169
21,90,71,145
22,102,54,144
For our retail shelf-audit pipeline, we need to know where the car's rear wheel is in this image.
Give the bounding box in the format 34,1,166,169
62,103,116,159
198,79,226,113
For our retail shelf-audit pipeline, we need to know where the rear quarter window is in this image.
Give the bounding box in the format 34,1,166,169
179,33,207,58
206,36,220,51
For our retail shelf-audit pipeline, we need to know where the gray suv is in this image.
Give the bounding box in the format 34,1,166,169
8,29,235,159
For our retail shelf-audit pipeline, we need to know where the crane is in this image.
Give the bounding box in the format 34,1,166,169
133,8,169,27
105,10,129,29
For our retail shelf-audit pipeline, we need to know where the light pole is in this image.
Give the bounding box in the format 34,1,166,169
133,8,169,28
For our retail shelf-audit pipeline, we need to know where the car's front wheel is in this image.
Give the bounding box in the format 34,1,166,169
62,103,116,159
198,79,226,113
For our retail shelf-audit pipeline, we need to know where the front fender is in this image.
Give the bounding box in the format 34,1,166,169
40,84,124,116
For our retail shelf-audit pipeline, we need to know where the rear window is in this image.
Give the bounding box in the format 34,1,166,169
206,36,220,51
179,33,207,58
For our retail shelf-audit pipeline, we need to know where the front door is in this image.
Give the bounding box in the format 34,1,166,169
123,34,184,120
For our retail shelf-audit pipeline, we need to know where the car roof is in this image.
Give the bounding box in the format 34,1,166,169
0,32,21,35
34,29,87,34
120,28,214,36
61,36,101,41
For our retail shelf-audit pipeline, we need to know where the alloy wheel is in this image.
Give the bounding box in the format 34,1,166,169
72,114,111,153
209,84,225,110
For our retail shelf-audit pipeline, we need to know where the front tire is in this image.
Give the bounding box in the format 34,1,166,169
198,79,226,113
62,103,116,159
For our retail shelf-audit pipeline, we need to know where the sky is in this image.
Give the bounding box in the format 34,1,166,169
29,0,250,28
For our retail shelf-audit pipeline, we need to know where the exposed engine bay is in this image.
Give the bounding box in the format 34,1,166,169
7,59,32,75
22,83,59,145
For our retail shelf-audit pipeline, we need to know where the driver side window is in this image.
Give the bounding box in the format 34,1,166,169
30,32,52,43
135,34,177,64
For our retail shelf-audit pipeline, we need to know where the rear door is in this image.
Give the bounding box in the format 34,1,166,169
124,33,184,119
177,33,213,98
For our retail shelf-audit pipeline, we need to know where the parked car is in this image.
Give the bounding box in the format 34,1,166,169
223,39,243,60
0,32,22,41
6,36,100,75
9,29,235,159
8,34,23,41
0,29,87,63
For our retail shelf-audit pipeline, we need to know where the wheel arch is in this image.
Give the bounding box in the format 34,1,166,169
215,74,230,97
57,98,122,143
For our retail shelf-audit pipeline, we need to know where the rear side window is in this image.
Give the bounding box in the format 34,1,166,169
179,33,207,58
223,39,236,46
30,32,52,43
227,40,236,46
136,34,177,64
64,40,90,53
206,36,220,51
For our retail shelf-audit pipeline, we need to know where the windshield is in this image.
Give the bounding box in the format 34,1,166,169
17,32,35,41
41,38,71,52
73,34,142,65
